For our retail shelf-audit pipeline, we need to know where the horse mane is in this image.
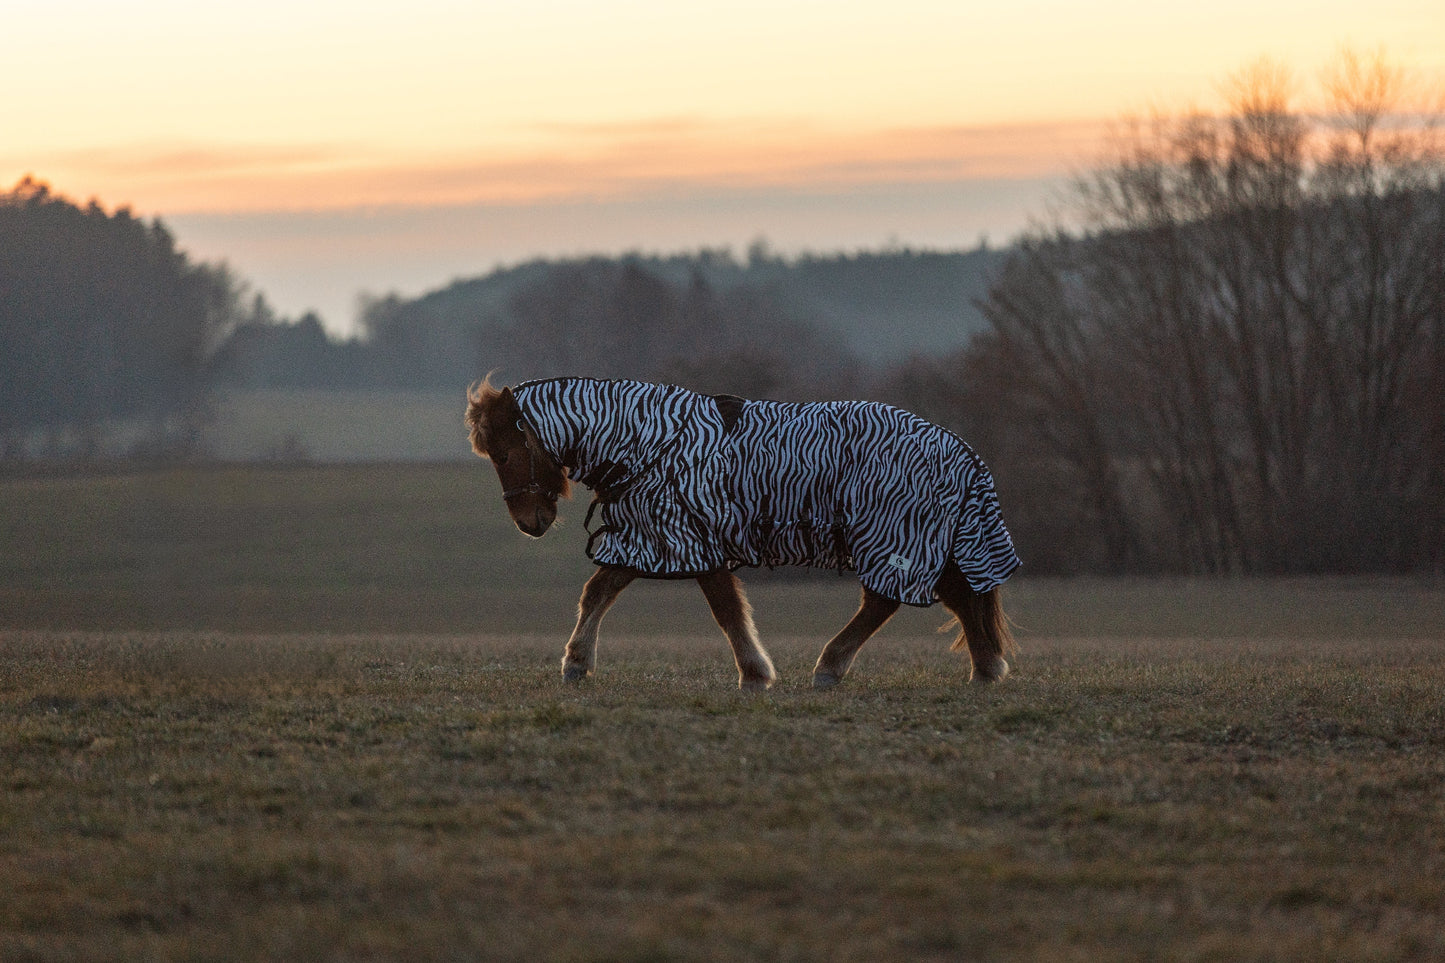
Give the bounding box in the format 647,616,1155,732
465,375,507,458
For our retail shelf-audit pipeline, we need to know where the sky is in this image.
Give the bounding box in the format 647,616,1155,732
5,0,1443,335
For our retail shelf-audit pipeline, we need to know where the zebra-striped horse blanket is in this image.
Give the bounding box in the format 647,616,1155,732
511,378,1019,606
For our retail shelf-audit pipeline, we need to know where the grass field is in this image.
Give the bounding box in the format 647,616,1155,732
202,390,469,462
3,465,1444,961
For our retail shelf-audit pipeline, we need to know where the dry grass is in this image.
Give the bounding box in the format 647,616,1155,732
4,629,1445,962
3,465,1444,960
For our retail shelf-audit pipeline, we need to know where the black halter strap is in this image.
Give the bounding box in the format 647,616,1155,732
501,416,559,503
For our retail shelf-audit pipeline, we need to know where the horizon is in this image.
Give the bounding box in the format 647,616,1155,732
6,0,1442,334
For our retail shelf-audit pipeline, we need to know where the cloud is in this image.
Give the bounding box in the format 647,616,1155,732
4,118,1106,216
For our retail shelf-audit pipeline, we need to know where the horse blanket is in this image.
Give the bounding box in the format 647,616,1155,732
511,377,1019,606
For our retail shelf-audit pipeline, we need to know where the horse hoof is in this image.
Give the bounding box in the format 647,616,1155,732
562,664,590,682
739,676,774,692
971,657,1010,684
812,672,842,690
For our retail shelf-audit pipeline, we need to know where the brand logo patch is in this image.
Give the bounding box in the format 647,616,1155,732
887,553,913,572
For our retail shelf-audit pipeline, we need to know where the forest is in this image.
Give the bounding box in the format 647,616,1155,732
0,177,246,459
2,59,1440,575
218,243,1003,397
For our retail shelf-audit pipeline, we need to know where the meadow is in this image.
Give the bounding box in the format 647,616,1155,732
3,465,1444,961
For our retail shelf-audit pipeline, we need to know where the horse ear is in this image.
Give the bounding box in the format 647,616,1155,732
503,385,531,426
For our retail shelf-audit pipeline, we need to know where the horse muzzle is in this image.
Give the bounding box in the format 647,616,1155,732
512,504,556,538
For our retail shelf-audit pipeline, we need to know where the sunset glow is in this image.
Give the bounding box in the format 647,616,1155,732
12,119,1112,213
6,0,1441,328
9,0,1443,214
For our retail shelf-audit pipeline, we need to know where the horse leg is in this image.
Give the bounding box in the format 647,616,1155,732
562,565,637,681
812,587,900,689
696,569,776,691
934,563,1015,683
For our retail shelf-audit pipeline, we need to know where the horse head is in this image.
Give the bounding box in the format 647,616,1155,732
466,378,570,537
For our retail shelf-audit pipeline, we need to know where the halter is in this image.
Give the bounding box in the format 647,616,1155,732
501,417,560,504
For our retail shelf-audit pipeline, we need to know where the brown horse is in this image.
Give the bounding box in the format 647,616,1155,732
466,376,1016,690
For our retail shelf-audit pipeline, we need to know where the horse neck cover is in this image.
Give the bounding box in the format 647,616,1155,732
512,377,1019,606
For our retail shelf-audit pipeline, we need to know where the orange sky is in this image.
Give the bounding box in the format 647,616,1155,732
5,0,1442,330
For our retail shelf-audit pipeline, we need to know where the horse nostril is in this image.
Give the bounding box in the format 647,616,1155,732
516,510,548,538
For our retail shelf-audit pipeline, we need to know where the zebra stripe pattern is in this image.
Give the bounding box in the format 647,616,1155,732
512,378,1019,606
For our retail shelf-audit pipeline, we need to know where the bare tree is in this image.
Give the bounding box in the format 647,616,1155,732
974,53,1445,574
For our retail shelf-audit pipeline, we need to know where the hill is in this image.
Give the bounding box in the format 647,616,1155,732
415,245,1005,364
220,246,1008,397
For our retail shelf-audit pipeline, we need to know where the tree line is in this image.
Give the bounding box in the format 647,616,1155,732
0,180,970,454
219,244,1001,394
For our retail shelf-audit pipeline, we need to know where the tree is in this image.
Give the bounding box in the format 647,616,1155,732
972,54,1445,574
488,259,861,400
0,178,248,459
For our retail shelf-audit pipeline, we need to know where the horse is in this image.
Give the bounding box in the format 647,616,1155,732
466,376,1020,690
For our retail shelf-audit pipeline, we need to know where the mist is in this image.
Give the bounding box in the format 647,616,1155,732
168,175,1060,337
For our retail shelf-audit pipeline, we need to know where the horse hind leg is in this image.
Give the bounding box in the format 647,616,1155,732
562,565,636,681
696,569,776,691
812,587,900,689
935,564,1015,684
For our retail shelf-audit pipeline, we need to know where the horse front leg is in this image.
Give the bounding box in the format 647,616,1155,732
562,565,637,681
812,587,900,689
696,569,776,691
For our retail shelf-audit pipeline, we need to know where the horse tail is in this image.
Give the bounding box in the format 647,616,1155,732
947,584,1017,660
